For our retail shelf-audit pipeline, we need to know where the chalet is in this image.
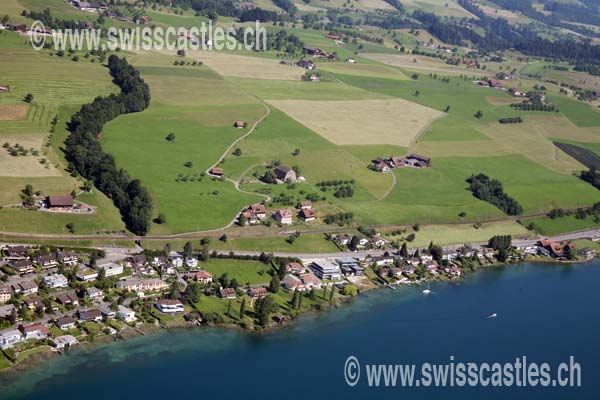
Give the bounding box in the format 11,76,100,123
15,281,38,296
76,267,98,282
234,121,246,129
9,259,35,275
155,299,185,313
539,239,565,258
210,167,224,177
285,262,306,275
369,237,388,249
351,235,370,250
0,286,11,303
186,257,199,268
86,287,104,302
19,323,50,340
282,274,305,291
186,270,213,284
332,233,351,246
325,33,343,41
151,255,167,267
56,294,79,306
274,165,297,183
6,245,30,260
219,287,236,299
299,208,315,222
169,252,184,268
55,316,76,331
303,47,324,56
23,297,44,312
240,203,267,225
301,273,322,289
405,154,431,168
310,260,342,281
117,305,136,322
46,195,74,209
57,251,78,266
0,329,24,349
73,1,103,12
372,158,391,173
42,273,69,289
96,262,123,277
297,59,316,70
247,287,268,299
274,209,293,225
78,309,103,323
36,254,58,269
299,201,313,210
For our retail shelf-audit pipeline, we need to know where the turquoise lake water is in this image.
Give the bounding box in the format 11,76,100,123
2,261,599,399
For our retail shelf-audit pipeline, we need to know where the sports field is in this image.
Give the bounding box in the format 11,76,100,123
269,99,444,147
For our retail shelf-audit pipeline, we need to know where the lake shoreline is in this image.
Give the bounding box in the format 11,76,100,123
1,254,597,376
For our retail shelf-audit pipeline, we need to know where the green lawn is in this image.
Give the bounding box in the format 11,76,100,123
211,233,340,253
524,215,600,236
201,259,273,285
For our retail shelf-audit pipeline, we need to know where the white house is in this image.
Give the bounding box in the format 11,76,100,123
0,329,23,349
170,252,184,268
155,299,185,313
117,305,136,323
54,335,78,350
86,287,104,302
42,273,69,289
96,263,123,277
185,257,198,268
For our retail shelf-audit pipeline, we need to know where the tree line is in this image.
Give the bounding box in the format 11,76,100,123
466,173,523,215
65,55,153,235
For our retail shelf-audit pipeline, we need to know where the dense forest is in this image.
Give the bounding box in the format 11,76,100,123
466,174,523,215
65,55,153,235
580,169,600,190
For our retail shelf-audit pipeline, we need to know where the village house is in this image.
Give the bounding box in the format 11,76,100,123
346,58,356,64
234,121,246,129
55,315,76,331
407,257,421,267
98,304,116,319
35,254,58,269
369,236,388,249
57,251,78,266
282,274,306,291
310,260,342,281
0,286,11,303
54,335,78,350
425,263,439,275
303,47,325,56
46,195,75,209
186,270,213,284
372,158,391,173
210,167,224,177
325,33,344,42
9,259,35,275
159,262,177,275
299,201,313,210
350,235,370,250
185,256,199,268
219,287,236,299
14,281,38,296
23,297,44,312
56,293,79,307
274,165,297,183
8,23,27,32
73,1,104,12
125,254,148,269
309,73,320,82
86,287,104,302
0,329,23,349
240,203,267,225
402,264,417,276
96,262,123,277
6,245,30,260
155,299,185,313
151,256,167,267
117,305,136,322
0,85,11,93
42,273,69,289
441,249,458,262
299,208,316,222
248,287,268,299
332,233,352,246
297,59,316,70
19,323,50,340
116,278,168,293
445,265,462,278
77,309,103,323
301,273,322,289
368,255,395,267
285,262,306,276
274,209,293,225
169,252,184,268
0,304,16,320
76,267,98,282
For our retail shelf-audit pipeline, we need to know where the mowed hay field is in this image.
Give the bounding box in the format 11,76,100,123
0,104,28,120
0,133,62,177
101,60,265,234
176,50,304,81
268,99,445,147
